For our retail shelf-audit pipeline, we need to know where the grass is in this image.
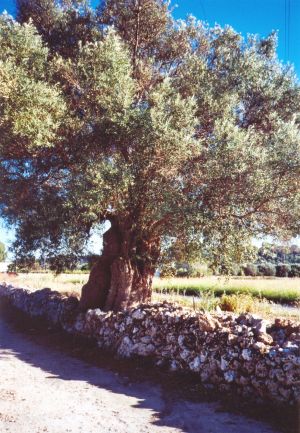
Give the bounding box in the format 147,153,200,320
152,291,300,321
1,273,299,320
0,272,88,294
153,276,300,304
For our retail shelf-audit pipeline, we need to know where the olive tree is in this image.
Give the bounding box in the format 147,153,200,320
0,0,299,311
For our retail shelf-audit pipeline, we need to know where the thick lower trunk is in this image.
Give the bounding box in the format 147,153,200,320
79,220,158,312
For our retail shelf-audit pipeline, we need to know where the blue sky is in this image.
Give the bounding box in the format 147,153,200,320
173,0,300,76
0,0,299,252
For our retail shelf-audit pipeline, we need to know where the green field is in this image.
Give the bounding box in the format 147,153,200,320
153,276,300,304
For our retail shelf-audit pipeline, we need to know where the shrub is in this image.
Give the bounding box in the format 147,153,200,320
160,262,211,278
243,264,257,276
48,255,78,273
276,264,291,277
187,263,211,277
7,257,41,273
234,265,245,276
288,264,300,278
176,265,190,277
219,293,258,313
237,267,244,276
219,263,244,276
257,264,276,277
7,263,17,273
159,263,177,278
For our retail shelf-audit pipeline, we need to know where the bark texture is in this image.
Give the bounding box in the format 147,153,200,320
80,219,159,311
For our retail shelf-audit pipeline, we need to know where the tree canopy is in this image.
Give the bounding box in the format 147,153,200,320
0,0,299,310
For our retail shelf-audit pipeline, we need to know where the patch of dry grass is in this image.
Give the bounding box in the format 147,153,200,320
0,272,87,294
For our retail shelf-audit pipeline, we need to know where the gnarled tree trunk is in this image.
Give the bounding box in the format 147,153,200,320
79,219,160,311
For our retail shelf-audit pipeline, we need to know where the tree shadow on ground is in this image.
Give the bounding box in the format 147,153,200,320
0,302,298,433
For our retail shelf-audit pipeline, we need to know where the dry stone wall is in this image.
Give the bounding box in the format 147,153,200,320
0,283,299,406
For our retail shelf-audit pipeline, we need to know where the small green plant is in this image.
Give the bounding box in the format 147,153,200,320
196,291,220,311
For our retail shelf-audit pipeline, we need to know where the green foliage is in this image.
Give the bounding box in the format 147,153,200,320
242,264,258,277
48,254,78,273
17,0,101,58
0,241,7,261
7,263,16,273
7,255,37,272
289,264,300,277
159,263,176,278
160,261,211,278
76,29,135,121
219,293,259,314
257,263,276,277
80,254,100,270
0,1,299,273
258,243,300,264
276,264,291,278
0,16,67,152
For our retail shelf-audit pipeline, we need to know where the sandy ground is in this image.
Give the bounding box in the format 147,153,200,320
0,312,289,433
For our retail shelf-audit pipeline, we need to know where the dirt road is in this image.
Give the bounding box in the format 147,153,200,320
0,313,286,433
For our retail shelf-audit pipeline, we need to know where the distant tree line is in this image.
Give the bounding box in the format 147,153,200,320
7,253,99,273
257,243,300,264
243,243,300,278
7,243,300,278
160,243,300,278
